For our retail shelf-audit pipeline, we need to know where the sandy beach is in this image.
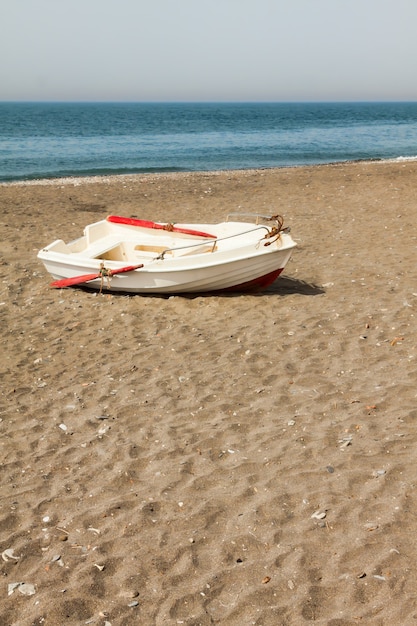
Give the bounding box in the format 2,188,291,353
1,160,417,625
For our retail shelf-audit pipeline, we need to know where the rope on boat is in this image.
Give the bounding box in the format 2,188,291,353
153,216,289,259
99,263,113,293
262,215,286,246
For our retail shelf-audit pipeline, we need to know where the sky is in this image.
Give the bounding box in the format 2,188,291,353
1,0,417,102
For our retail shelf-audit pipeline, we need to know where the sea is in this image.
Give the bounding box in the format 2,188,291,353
1,101,417,183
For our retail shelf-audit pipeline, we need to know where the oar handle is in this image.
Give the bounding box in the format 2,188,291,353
108,264,143,276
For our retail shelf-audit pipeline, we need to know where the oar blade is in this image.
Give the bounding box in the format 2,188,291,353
50,272,101,288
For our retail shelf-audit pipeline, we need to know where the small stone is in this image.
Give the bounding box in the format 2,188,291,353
8,583,22,596
19,583,36,596
364,523,379,531
2,549,20,562
373,469,386,477
94,563,105,571
339,436,352,449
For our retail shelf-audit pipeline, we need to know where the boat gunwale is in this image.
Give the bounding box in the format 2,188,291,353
39,220,296,266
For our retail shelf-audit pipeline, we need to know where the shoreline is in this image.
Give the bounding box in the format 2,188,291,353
2,155,417,187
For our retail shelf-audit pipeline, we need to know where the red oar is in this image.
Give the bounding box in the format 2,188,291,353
50,264,143,288
107,215,216,239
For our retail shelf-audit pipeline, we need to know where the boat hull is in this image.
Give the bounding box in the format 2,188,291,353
38,217,297,294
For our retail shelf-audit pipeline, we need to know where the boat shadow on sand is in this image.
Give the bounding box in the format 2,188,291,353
258,276,324,297
209,276,325,298
76,275,324,298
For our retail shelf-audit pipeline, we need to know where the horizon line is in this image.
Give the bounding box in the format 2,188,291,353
1,99,417,105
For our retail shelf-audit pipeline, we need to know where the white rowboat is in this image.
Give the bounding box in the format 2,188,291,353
37,214,297,294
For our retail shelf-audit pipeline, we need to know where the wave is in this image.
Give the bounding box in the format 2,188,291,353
388,155,417,162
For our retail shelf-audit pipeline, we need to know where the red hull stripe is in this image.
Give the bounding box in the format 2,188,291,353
221,268,284,292
107,215,216,239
